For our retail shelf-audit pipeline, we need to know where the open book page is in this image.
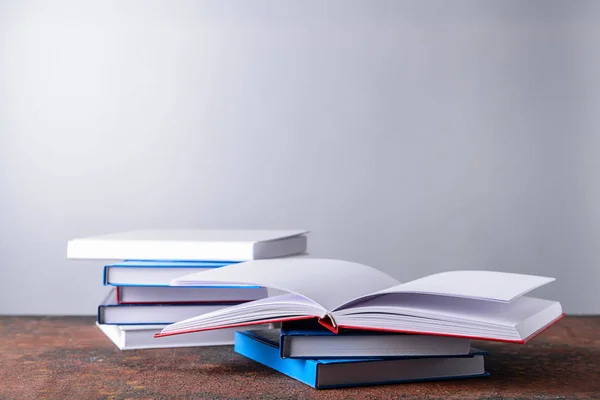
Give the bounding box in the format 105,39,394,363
159,293,323,336
171,258,399,311
334,270,555,310
332,293,562,341
335,293,557,326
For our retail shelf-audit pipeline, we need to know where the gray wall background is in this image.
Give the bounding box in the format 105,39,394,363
1,0,599,315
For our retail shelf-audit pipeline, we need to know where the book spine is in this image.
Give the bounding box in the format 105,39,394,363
280,336,289,358
97,305,104,324
317,317,339,334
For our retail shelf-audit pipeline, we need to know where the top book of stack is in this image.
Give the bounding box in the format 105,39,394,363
156,258,564,343
67,229,308,261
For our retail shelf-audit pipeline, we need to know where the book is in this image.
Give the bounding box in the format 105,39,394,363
156,258,564,343
98,289,236,325
116,286,268,304
96,323,238,350
104,260,240,286
96,322,275,350
67,229,308,261
234,329,488,389
278,326,471,358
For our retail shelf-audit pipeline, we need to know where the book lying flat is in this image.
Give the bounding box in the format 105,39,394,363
98,289,236,325
278,326,471,358
117,286,268,304
234,330,488,389
97,323,238,350
68,229,308,261
104,260,240,286
156,258,564,343
97,323,274,350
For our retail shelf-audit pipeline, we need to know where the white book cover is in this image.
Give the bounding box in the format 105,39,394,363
67,229,308,261
96,323,272,350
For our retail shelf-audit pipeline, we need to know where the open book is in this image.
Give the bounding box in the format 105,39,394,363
155,258,564,343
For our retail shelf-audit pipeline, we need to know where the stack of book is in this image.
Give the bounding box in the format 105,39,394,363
66,229,308,350
67,231,564,388
234,328,488,389
156,258,564,389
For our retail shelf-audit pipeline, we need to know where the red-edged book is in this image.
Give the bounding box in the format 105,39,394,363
154,258,564,344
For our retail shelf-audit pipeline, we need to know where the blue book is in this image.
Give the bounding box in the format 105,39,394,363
234,330,489,389
103,260,243,287
104,261,266,304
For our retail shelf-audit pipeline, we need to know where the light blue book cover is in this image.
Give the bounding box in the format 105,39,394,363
103,260,259,288
234,330,489,389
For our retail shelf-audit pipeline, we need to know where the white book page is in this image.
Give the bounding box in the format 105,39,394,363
369,270,555,304
335,293,558,327
171,258,399,311
159,294,328,336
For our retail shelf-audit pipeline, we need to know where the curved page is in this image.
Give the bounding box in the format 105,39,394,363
158,293,324,337
172,258,399,311
334,270,555,310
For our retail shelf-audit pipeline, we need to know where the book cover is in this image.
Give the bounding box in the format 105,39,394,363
67,229,308,261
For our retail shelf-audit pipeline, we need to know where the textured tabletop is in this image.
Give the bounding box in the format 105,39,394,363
0,316,599,400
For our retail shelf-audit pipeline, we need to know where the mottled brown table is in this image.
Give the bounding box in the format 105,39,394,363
0,316,599,400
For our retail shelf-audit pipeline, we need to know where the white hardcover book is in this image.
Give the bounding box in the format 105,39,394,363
156,258,564,344
67,229,308,261
96,323,272,350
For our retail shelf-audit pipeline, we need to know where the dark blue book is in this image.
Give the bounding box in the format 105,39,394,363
98,288,239,325
234,329,489,389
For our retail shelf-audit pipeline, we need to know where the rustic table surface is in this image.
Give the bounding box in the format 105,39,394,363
0,316,598,400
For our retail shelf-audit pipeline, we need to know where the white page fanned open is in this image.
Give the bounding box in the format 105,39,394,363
172,258,400,310
157,258,563,343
